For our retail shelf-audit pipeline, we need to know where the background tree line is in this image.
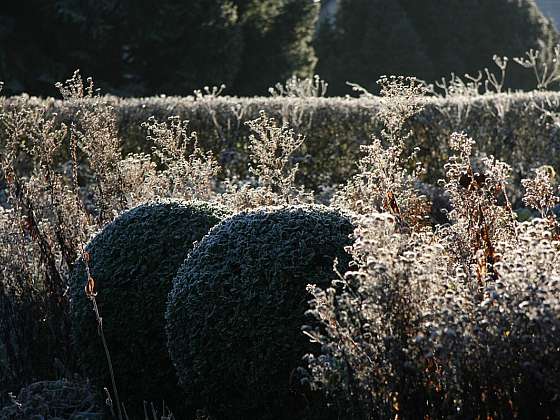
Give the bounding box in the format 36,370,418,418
0,0,557,97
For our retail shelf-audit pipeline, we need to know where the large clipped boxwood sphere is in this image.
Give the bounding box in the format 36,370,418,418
166,205,354,420
69,200,229,418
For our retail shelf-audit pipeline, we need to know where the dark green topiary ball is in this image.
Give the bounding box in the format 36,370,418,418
166,205,354,420
69,200,229,418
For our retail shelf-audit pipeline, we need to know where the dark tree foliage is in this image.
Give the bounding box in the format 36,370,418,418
232,0,319,95
0,0,243,96
166,205,355,420
315,0,433,96
316,0,559,95
120,0,242,95
0,0,319,97
57,0,242,96
399,0,559,90
0,0,127,97
69,200,228,419
0,1,62,97
52,0,125,89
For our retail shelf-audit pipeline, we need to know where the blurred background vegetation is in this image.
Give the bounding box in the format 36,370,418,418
0,0,558,97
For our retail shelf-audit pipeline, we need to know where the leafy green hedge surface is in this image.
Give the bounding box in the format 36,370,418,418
166,205,354,420
2,92,560,199
69,200,228,419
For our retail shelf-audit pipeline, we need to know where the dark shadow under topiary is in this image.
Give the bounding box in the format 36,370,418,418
166,205,354,420
69,200,229,418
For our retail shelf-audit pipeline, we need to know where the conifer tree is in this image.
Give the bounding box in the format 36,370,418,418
232,0,319,95
0,0,244,96
316,0,559,95
398,0,559,90
101,0,243,95
316,0,433,95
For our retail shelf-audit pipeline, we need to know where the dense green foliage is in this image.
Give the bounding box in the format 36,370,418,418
69,200,228,418
3,92,558,203
113,0,243,96
166,205,354,420
317,0,559,94
315,0,434,95
232,0,319,95
1,0,557,96
0,0,318,97
0,1,69,97
0,0,242,96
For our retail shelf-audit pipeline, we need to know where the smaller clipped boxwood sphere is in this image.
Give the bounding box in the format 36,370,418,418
166,205,354,420
69,200,229,418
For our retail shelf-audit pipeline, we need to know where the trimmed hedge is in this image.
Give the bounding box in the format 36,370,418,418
0,378,103,419
166,205,355,420
2,92,560,201
69,200,229,418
